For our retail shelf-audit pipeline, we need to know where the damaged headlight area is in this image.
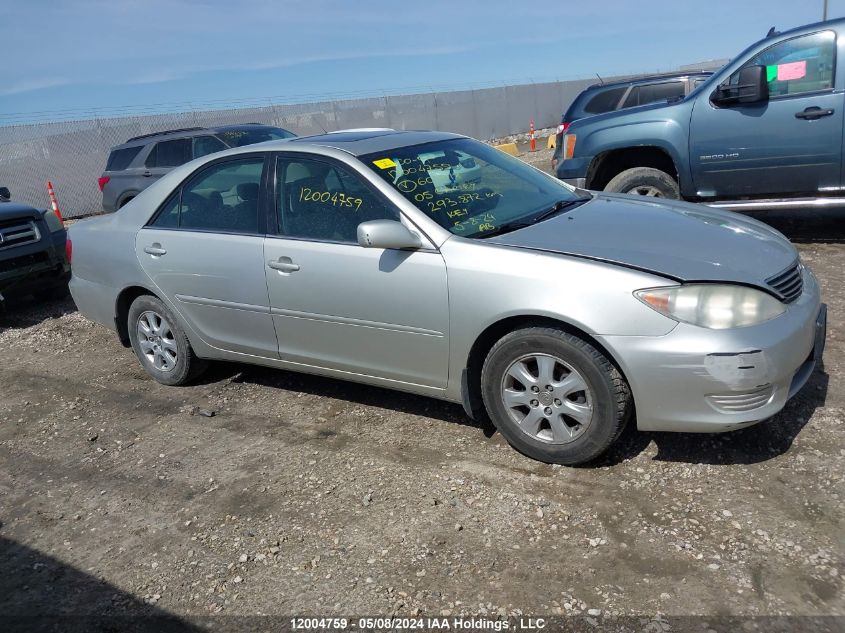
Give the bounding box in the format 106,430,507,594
635,284,786,329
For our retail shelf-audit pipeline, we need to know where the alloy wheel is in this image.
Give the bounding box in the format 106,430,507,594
137,310,178,372
500,353,593,444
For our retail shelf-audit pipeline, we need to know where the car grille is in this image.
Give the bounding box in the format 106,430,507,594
0,250,49,274
706,384,775,413
0,219,41,251
766,262,803,303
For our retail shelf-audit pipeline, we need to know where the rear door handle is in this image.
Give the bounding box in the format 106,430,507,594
144,244,167,256
142,170,152,177
795,107,835,120
267,258,300,273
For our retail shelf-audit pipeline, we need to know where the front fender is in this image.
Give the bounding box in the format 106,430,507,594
584,121,689,182
568,101,694,193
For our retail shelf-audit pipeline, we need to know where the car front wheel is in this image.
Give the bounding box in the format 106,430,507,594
481,327,631,465
127,295,206,386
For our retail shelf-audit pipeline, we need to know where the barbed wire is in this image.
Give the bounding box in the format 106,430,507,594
0,62,726,127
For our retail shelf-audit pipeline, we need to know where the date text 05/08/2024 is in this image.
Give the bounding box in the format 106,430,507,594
290,616,549,630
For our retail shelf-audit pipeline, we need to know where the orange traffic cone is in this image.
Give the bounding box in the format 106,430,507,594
46,181,64,224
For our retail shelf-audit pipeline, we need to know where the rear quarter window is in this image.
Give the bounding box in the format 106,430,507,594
106,146,143,171
582,86,628,114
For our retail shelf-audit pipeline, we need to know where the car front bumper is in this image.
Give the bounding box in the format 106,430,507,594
555,156,591,183
0,240,69,300
598,268,825,432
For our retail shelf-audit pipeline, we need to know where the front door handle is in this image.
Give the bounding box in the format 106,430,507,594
142,170,152,177
267,257,300,273
795,107,835,120
144,244,167,256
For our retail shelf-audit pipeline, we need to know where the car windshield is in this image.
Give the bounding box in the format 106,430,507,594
362,138,584,238
216,127,295,147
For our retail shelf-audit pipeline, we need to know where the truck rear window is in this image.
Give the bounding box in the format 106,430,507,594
106,146,143,171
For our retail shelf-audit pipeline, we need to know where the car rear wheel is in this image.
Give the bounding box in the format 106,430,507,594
481,327,630,465
127,295,206,386
604,167,679,199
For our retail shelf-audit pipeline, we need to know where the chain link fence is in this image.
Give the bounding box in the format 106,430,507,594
0,78,605,217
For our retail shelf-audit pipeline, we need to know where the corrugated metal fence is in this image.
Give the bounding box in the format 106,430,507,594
0,78,599,217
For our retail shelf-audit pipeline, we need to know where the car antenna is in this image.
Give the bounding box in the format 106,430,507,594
766,26,779,38
595,73,604,85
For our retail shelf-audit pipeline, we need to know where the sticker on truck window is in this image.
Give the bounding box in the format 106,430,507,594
776,60,807,81
767,60,808,82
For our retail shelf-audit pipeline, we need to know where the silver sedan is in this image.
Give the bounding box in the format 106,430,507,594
69,130,826,464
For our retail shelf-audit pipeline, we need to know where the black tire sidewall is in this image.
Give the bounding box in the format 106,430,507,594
127,295,193,386
481,330,621,465
605,167,679,199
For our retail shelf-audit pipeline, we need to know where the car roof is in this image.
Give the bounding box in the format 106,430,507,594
581,70,713,93
284,129,464,156
113,123,284,149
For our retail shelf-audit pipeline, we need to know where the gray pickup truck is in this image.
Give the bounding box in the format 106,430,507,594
556,19,844,211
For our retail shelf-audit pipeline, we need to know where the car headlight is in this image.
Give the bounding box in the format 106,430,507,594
635,284,786,329
42,209,65,232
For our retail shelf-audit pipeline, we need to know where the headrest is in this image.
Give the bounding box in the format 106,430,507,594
236,182,260,201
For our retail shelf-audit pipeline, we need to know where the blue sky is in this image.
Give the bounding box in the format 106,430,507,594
1,0,842,122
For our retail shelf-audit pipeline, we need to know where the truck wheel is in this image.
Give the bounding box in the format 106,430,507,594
480,327,631,465
604,167,679,199
127,295,207,386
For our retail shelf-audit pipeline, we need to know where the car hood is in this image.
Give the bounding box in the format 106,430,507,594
486,193,798,286
0,201,43,221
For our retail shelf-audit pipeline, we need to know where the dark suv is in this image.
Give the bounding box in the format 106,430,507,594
551,71,713,168
99,123,295,212
0,187,69,310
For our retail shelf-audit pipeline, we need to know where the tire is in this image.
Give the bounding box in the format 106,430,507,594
127,294,207,386
481,327,630,465
119,196,135,209
604,167,679,199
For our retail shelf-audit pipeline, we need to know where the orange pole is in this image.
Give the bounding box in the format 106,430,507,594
46,181,64,223
529,118,536,152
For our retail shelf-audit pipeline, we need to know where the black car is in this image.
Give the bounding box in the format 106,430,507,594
99,123,296,213
0,187,70,310
551,71,713,168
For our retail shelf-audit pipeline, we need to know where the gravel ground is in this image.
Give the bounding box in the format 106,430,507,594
0,148,842,631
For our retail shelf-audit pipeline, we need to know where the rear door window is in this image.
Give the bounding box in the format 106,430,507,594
106,146,143,171
150,157,265,233
637,81,685,105
145,139,192,168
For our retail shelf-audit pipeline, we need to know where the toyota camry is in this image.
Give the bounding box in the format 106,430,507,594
68,130,826,464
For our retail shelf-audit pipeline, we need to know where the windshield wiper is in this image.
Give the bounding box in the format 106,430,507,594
532,197,590,223
475,196,591,239
475,220,536,239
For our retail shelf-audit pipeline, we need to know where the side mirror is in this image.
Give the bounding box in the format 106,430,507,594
357,220,423,250
0,187,10,200
712,64,769,106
